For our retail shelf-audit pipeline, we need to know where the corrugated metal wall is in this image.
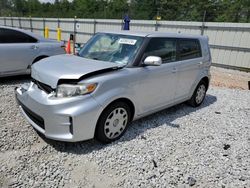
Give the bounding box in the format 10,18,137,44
0,17,249,70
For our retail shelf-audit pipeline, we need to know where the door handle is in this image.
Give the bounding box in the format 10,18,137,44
31,45,39,50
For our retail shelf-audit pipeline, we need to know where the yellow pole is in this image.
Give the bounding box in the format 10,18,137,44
57,27,61,41
44,26,49,38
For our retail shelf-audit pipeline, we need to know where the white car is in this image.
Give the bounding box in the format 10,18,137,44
0,26,65,77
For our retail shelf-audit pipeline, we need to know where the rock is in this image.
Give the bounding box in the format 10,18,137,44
152,160,158,168
187,177,196,186
141,135,147,140
223,144,231,150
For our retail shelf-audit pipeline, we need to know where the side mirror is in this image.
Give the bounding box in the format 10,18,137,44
143,56,162,66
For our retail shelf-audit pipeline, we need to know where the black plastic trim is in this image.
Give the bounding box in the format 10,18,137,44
18,99,45,130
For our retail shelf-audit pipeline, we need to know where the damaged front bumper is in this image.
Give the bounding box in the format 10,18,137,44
15,81,103,142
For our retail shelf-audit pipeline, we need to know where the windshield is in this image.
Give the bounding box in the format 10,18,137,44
79,33,144,65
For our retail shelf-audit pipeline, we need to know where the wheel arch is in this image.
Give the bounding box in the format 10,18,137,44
200,76,209,90
32,55,49,64
94,97,135,141
100,97,135,122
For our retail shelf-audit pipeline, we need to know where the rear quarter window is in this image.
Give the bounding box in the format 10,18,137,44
0,28,37,43
178,39,202,60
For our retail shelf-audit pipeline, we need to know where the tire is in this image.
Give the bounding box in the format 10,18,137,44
188,80,207,107
95,102,131,143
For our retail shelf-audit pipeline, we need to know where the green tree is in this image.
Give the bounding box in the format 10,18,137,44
0,0,249,22
0,0,12,16
216,0,250,22
130,0,157,19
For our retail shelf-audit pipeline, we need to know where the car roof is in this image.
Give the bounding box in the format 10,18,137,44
100,30,207,40
0,26,46,41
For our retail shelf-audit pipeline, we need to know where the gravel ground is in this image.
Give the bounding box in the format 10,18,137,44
0,74,250,188
210,67,250,90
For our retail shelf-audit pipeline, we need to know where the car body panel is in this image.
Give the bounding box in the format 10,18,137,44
32,54,122,88
15,31,211,142
0,26,65,77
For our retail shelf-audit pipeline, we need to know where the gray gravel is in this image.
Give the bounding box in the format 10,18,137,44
0,76,249,188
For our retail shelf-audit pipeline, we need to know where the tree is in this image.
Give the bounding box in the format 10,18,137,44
130,0,156,20
0,0,13,16
0,0,249,22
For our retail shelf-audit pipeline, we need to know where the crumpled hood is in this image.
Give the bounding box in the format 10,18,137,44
32,54,121,88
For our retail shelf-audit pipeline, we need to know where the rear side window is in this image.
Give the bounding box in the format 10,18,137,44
178,39,201,60
144,38,176,63
0,28,37,43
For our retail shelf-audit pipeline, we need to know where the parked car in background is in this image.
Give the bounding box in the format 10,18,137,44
0,26,65,77
16,31,211,143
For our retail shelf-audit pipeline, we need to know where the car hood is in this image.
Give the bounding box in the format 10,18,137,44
32,54,122,88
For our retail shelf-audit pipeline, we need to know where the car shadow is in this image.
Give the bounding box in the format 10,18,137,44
0,75,31,84
41,94,217,155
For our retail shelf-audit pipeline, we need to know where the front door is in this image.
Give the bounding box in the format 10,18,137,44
136,37,179,115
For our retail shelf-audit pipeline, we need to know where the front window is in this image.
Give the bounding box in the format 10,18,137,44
144,38,177,63
79,33,144,65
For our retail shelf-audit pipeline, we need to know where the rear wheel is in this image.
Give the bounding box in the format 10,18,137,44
95,102,131,143
188,81,207,107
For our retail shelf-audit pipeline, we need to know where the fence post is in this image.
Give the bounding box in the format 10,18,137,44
155,20,158,31
30,17,33,32
4,17,6,26
201,10,206,35
43,18,46,37
93,19,96,35
11,16,13,27
73,16,77,54
18,17,22,28
57,18,60,28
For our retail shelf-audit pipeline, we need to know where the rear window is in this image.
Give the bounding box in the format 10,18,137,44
178,39,201,60
0,28,37,43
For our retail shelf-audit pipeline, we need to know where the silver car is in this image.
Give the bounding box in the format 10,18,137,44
0,26,65,77
15,31,211,143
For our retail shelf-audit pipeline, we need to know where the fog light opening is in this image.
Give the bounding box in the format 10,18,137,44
69,117,73,135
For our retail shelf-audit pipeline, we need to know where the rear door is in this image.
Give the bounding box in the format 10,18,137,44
0,28,39,74
174,39,203,100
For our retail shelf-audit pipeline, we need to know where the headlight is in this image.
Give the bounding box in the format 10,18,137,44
56,83,97,98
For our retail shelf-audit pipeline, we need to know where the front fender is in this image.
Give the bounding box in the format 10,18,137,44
91,87,137,117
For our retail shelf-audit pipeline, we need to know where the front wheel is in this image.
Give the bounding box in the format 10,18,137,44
95,102,131,143
188,81,207,107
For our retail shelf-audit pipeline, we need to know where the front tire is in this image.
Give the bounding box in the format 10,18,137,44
188,81,207,107
95,102,131,143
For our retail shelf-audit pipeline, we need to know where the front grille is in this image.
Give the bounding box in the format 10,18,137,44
33,79,53,94
19,100,45,130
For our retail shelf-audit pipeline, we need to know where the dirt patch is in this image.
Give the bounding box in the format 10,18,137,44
210,67,250,90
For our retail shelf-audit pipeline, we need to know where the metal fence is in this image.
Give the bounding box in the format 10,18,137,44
0,17,250,70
